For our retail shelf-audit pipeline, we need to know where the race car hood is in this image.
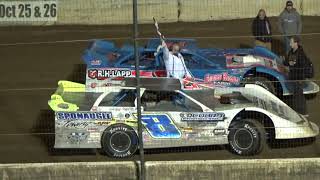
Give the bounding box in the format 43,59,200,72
215,84,303,123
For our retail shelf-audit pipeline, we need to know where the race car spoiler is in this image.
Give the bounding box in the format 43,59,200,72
123,77,182,91
48,81,85,111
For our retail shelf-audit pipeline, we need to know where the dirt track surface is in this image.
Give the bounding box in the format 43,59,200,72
0,17,319,163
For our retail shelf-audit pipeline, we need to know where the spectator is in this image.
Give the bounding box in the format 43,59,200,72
252,9,272,50
284,36,308,115
161,40,191,79
278,0,302,53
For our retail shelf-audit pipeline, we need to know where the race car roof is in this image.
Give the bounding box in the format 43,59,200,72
123,77,182,91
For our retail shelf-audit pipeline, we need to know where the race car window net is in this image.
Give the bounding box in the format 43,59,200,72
98,89,136,107
124,77,181,91
184,89,219,109
141,90,202,112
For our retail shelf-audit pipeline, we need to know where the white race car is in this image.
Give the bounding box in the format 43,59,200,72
48,78,319,158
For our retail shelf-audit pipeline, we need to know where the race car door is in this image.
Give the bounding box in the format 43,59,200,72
183,52,241,88
140,89,213,148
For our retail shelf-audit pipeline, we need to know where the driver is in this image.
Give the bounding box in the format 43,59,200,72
161,39,192,79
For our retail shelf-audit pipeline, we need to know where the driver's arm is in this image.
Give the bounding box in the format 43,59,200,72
162,40,170,61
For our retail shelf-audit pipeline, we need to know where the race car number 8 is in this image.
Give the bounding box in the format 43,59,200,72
142,115,181,139
0,1,57,21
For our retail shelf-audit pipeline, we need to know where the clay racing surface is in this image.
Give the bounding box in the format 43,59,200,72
0,17,319,163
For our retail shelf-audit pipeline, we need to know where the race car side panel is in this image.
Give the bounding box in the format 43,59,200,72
141,111,231,148
54,108,244,149
54,111,114,148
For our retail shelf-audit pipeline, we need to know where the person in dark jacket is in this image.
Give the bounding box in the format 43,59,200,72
252,9,272,50
278,1,302,53
284,36,308,115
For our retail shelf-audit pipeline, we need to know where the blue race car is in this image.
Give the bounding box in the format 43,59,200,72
82,38,319,96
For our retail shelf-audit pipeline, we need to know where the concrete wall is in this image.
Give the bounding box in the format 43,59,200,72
0,162,137,180
145,158,320,180
0,158,319,180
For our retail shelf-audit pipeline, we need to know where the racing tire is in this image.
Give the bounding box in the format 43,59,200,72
228,119,266,156
244,77,276,95
101,124,138,158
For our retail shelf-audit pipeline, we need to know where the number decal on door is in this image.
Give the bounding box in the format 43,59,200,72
141,114,181,139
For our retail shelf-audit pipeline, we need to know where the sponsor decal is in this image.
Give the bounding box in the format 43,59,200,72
200,130,215,137
213,129,226,135
114,151,132,158
90,59,102,66
87,127,99,132
140,114,181,139
204,72,240,84
64,121,91,129
87,132,100,143
142,132,151,142
94,121,111,126
180,112,225,121
184,132,198,140
67,132,88,144
244,123,257,138
56,112,112,120
212,81,234,87
179,127,193,132
88,69,132,80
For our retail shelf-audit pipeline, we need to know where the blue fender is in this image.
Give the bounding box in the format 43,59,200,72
243,66,290,95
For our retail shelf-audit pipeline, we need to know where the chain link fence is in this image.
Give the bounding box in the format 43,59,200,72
0,0,319,179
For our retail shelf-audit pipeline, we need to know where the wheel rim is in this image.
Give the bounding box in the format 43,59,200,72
109,132,131,153
234,128,254,149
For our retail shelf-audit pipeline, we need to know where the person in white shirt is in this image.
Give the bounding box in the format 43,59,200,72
161,40,191,79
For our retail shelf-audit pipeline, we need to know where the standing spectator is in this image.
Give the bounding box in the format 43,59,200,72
161,40,191,79
284,36,309,116
278,0,302,53
252,9,272,50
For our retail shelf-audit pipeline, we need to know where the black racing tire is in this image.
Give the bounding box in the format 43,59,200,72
228,119,266,156
244,77,276,95
101,124,138,158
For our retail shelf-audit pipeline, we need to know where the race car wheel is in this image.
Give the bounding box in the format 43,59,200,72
245,77,276,94
101,124,138,158
228,119,266,156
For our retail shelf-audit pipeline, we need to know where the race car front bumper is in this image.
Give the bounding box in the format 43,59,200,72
302,81,320,95
283,81,319,96
275,121,319,139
